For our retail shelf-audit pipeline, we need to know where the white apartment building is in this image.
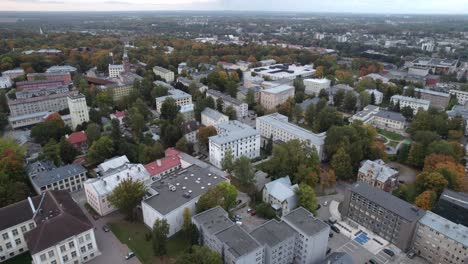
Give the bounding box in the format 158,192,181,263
391,95,431,114
153,66,174,83
256,113,327,160
8,91,72,118
260,85,295,110
350,105,407,132
304,78,331,95
67,93,89,130
262,176,298,216
108,64,124,78
207,89,248,118
209,121,260,168
251,64,315,81
30,164,87,194
0,77,12,89
155,89,192,113
449,89,468,105
201,107,229,127
84,156,151,216
367,89,384,105
412,211,468,264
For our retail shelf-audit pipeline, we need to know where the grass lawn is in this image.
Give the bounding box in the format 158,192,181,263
388,140,399,148
109,220,190,264
377,128,405,141
4,253,32,264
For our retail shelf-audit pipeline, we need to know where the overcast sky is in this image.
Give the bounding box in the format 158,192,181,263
2,0,468,14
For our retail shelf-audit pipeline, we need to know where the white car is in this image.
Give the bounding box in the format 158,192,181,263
323,201,328,206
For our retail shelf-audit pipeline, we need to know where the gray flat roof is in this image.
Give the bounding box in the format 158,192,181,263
207,89,245,106
250,219,296,248
210,120,258,145
438,189,468,210
215,224,261,258
33,164,86,187
201,107,227,121
282,207,329,237
193,206,233,235
419,211,468,246
374,109,406,123
143,165,226,215
349,182,425,221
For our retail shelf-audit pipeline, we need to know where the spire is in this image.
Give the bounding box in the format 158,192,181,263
123,47,128,59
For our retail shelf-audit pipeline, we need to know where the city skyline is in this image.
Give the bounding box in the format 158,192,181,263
2,0,468,14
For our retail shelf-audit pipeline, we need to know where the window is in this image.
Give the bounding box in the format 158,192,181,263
78,237,84,244
80,246,86,253
69,241,74,248
0,245,2,252
48,250,54,258
63,255,69,262
51,261,57,264
15,238,21,245
2,233,8,240
60,245,66,253
12,229,18,236
20,226,27,233
40,254,46,261
71,251,77,258
87,243,93,250
29,223,35,229
6,243,11,249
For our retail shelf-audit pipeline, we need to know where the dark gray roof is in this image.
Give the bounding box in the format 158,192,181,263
438,189,468,210
0,196,40,230
32,164,86,188
282,207,329,237
27,160,57,177
349,182,425,221
320,252,354,264
143,165,226,215
250,219,296,248
182,120,202,134
375,109,406,122
193,206,233,235
299,97,320,111
215,224,261,258
207,89,245,106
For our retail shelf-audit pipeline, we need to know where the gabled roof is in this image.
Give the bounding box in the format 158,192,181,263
144,156,181,176
0,196,40,230
66,131,87,145
359,160,398,183
264,176,298,203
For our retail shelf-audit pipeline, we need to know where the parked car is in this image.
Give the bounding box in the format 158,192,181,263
235,214,242,219
368,259,378,264
329,232,334,238
323,200,328,206
407,251,416,259
328,217,337,225
102,225,110,232
383,248,395,257
330,225,341,233
125,252,135,260
250,210,256,216
247,208,252,213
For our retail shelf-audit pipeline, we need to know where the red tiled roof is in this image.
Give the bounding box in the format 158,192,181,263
113,111,126,118
66,131,87,145
144,156,181,176
165,148,181,157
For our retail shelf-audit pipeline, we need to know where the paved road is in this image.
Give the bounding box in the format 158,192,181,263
71,191,141,264
387,161,420,184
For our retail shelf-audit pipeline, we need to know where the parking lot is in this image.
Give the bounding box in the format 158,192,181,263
231,205,268,232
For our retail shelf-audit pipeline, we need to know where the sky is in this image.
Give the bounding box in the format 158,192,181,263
1,0,468,14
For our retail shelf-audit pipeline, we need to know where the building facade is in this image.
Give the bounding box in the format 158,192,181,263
304,78,331,96
262,176,298,216
449,90,468,105
357,160,398,192
260,85,295,110
390,95,431,114
155,89,192,113
108,64,124,78
411,88,450,110
153,66,174,82
0,77,12,89
201,107,229,127
30,164,87,194
207,89,248,119
433,189,468,227
67,93,89,130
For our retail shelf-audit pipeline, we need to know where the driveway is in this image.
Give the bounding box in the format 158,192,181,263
387,161,420,184
71,191,141,264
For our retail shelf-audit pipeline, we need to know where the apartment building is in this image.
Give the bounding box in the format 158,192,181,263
153,66,174,82
209,120,260,168
262,176,298,216
97,83,134,102
84,156,151,216
206,89,248,118
251,64,315,81
304,78,331,95
412,211,468,264
408,57,458,74
30,164,87,194
27,72,72,84
449,89,468,105
0,77,12,89
201,107,229,127
0,191,99,264
390,95,431,114
155,89,192,113
349,105,406,132
260,85,295,110
256,113,327,160
108,64,124,78
1,69,24,79
46,65,77,74
358,160,398,192
410,88,450,110
433,189,468,227
182,120,201,144
342,183,426,251
67,93,89,130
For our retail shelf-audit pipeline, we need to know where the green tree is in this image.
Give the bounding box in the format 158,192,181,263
175,137,189,153
196,126,217,148
331,147,353,180
196,182,238,213
245,90,256,107
400,106,413,119
221,149,234,172
160,122,183,147
233,156,255,186
295,183,318,215
0,113,8,133
107,178,147,221
359,91,371,107
161,97,180,121
314,106,343,133
216,98,224,112
85,123,101,144
139,142,165,164
41,139,61,166
343,91,357,112
152,219,170,256
183,208,192,235
59,139,80,164
86,136,115,165
333,89,345,107
175,246,222,264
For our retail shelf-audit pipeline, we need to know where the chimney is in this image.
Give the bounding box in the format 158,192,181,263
28,197,36,214
157,160,162,167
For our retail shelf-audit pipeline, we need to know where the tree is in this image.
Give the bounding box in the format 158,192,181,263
161,97,180,121
41,139,61,166
294,164,319,187
85,123,101,144
196,182,238,213
153,219,170,256
216,98,224,112
320,169,337,191
314,106,343,133
0,113,8,134
160,122,183,147
245,90,256,107
139,142,165,164
233,156,255,186
400,106,413,119
293,78,305,93
295,183,318,215
196,126,217,148
265,134,273,155
221,149,234,172
107,178,147,221
224,106,237,120
343,91,357,112
359,91,371,107
255,202,277,219
59,139,80,164
333,89,345,107
415,171,448,196
331,147,353,180
182,208,192,235
414,190,437,210
305,104,316,128
175,137,189,153
31,116,70,145
86,136,115,165
175,246,222,264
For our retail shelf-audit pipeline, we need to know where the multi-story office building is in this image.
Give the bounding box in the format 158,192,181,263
8,90,73,118
84,156,151,216
412,211,468,264
408,57,458,74
67,93,89,130
409,87,450,110
349,105,406,132
282,207,330,264
142,165,227,236
206,89,248,119
209,120,260,168
46,65,77,74
27,72,72,84
30,164,87,194
0,77,12,89
390,95,430,114
262,176,298,216
260,85,295,110
97,83,133,102
256,113,326,160
358,160,398,192
251,64,315,81
1,69,24,79
342,183,426,251
449,89,468,105
304,78,331,95
201,107,229,127
155,89,192,113
0,191,99,264
8,111,51,129
153,66,174,82
108,64,124,78
433,189,468,227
